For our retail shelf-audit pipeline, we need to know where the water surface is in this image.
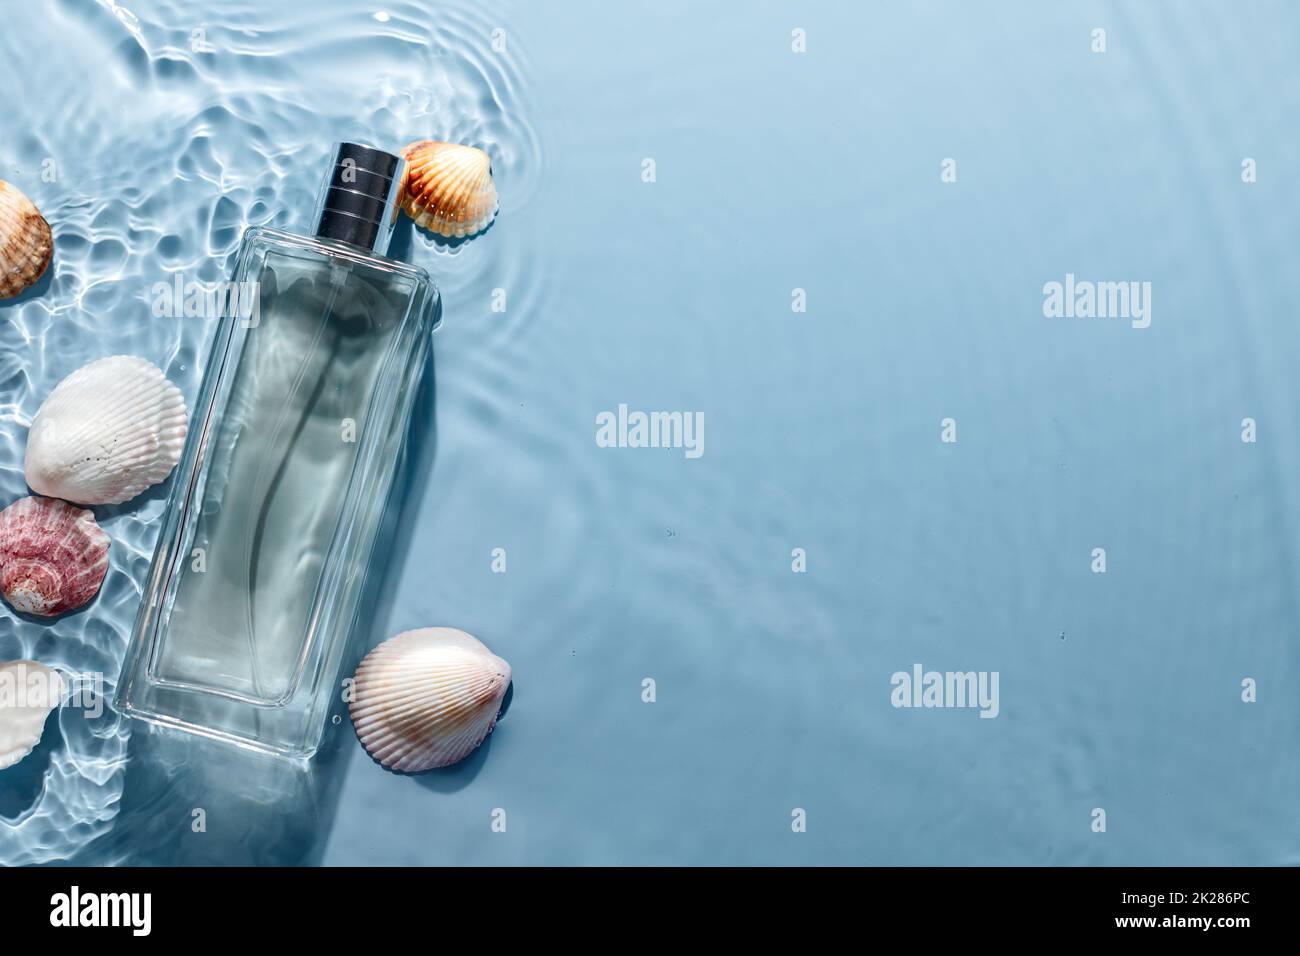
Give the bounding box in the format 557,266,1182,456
2,0,1299,865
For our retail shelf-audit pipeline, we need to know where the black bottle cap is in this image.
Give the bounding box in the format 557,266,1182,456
312,143,405,254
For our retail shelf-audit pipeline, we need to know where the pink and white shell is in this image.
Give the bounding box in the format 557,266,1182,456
0,496,110,617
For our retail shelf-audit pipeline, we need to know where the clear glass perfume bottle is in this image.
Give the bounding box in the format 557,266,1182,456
118,143,439,758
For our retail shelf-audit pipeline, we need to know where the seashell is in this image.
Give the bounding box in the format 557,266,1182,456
0,660,64,770
25,355,188,506
350,627,511,772
0,180,53,299
0,496,110,617
399,141,498,238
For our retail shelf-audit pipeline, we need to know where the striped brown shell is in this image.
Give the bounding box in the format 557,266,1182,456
399,141,498,239
0,180,53,299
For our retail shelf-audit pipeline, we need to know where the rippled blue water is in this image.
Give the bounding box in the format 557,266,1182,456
2,0,1299,865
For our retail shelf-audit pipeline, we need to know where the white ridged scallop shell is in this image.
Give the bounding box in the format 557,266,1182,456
25,355,188,506
0,496,110,616
350,627,511,772
0,660,64,770
0,180,53,299
399,141,498,238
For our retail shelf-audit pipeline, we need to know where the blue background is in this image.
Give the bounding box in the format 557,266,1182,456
2,0,1298,865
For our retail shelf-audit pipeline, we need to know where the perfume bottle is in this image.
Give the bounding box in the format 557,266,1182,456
117,143,440,758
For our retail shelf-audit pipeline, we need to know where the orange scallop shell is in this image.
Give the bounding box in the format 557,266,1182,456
0,180,53,298
399,141,498,239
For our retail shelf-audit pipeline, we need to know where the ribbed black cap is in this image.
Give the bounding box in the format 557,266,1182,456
313,143,405,254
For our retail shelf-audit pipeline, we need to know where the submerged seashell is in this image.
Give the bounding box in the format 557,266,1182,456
399,141,498,238
350,627,511,772
0,180,53,299
25,355,188,506
0,496,110,617
0,660,64,770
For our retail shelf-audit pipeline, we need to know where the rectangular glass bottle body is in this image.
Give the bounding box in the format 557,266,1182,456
117,226,438,759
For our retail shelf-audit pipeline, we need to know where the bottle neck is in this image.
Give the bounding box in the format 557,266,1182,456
312,143,406,255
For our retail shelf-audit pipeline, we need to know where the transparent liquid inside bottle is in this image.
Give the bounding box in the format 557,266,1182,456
155,255,404,703
119,225,437,757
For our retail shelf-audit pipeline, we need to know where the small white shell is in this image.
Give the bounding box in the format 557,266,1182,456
399,141,498,238
0,180,53,299
25,355,188,506
350,627,511,772
0,660,64,771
